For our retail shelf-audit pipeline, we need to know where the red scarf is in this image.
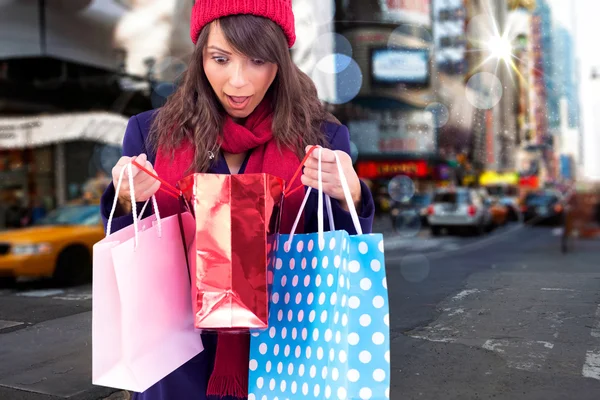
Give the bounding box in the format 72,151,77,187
154,99,305,399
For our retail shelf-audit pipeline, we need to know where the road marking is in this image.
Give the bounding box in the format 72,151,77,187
583,350,600,380
0,320,24,330
452,289,480,301
541,288,576,292
52,294,92,301
15,289,64,298
591,305,600,339
483,339,555,372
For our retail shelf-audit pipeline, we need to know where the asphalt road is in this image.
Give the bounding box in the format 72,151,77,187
0,223,599,399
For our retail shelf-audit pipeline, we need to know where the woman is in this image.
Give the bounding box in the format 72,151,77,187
101,1,375,399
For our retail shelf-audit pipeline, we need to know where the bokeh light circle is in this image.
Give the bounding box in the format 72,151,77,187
465,72,503,110
400,254,430,283
151,82,177,108
425,103,450,128
349,141,359,164
312,55,363,105
387,175,415,203
394,209,422,238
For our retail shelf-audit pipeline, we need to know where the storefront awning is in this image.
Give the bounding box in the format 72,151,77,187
0,112,129,149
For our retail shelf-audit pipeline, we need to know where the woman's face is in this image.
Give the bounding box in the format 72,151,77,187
203,22,278,120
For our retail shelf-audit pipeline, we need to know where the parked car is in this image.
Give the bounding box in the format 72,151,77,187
0,201,104,285
521,191,565,226
427,188,494,236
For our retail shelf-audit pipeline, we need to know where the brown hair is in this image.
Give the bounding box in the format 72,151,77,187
148,14,335,172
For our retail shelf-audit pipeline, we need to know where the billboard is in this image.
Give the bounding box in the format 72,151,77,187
371,47,430,85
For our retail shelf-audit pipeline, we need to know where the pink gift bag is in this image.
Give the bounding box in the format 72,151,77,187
92,164,203,392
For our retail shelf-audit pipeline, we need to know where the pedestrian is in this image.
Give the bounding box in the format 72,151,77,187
100,1,375,399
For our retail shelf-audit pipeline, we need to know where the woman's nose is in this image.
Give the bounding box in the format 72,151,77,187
229,62,249,88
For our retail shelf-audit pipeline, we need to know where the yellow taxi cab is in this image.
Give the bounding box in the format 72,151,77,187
0,200,105,285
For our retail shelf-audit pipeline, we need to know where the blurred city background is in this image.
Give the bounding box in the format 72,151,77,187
0,1,600,399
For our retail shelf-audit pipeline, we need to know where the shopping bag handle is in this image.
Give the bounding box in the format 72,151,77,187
131,160,181,199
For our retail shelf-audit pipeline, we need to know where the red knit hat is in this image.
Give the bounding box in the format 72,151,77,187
190,0,296,48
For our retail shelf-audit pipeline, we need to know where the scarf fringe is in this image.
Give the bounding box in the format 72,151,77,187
206,375,248,399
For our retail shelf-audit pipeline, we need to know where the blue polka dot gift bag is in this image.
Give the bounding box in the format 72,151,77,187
249,150,390,400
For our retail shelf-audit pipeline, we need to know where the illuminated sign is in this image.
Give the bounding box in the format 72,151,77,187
479,171,519,186
356,160,429,179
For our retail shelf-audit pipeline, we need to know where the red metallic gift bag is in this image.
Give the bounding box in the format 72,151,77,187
178,173,283,330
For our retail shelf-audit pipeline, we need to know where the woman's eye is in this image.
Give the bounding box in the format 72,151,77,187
252,59,266,66
213,57,228,64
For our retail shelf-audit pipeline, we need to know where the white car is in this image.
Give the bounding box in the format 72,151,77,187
427,188,494,236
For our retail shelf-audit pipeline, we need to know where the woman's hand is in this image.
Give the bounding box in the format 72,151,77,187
301,146,362,212
111,153,161,214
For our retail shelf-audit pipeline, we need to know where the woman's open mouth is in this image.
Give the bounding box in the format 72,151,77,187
226,95,252,110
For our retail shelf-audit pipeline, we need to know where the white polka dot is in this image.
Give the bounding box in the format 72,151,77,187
291,381,297,394
249,359,258,371
276,258,283,270
312,328,319,341
284,292,290,304
280,380,287,392
259,343,267,355
348,332,360,345
296,240,304,252
343,237,347,250
348,296,360,309
273,344,280,356
339,275,345,288
311,257,317,269
292,275,299,287
298,364,305,377
330,292,338,305
287,309,293,321
371,259,381,272
347,369,360,382
325,329,333,342
277,362,283,374
338,387,347,399
306,346,312,359
315,275,322,287
295,345,301,358
309,310,316,322
269,378,276,390
334,311,340,324
266,361,272,372
284,345,290,357
291,327,297,340
373,332,385,345
323,256,329,268
320,310,328,323
281,275,287,287
302,328,308,340
281,327,287,339
341,295,347,307
288,363,294,375
289,258,295,270
378,240,384,252
373,295,385,308
301,258,307,270
382,277,388,289
248,394,256,400
317,346,324,360
272,292,279,304
331,367,339,381
385,350,390,363
308,240,314,251
342,315,349,327
304,275,310,287
302,383,308,395
284,240,292,252
360,314,372,327
384,314,389,326
327,274,334,287
335,331,341,343
329,348,335,361
334,255,341,268
319,237,325,250
295,292,302,304
314,383,320,397
338,349,348,363
360,387,373,399
359,350,372,363
310,365,317,378
307,292,314,305
359,242,369,254
360,277,372,290
325,385,332,399
318,292,326,305
343,259,348,271
319,366,327,379
269,326,276,338
348,260,360,273
373,368,386,382
256,377,264,389
297,310,304,322
386,388,390,398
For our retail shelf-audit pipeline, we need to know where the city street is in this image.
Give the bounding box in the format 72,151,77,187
1,224,599,399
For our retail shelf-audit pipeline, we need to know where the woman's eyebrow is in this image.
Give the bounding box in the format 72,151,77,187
207,45,232,55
